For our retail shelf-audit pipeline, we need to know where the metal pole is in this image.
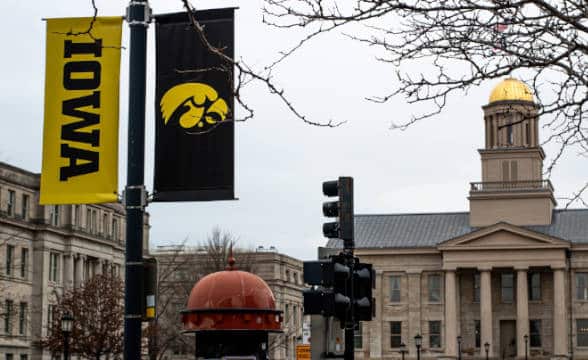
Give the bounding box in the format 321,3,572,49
344,249,354,360
524,335,528,360
63,333,69,360
124,1,150,359
458,336,462,360
417,344,421,360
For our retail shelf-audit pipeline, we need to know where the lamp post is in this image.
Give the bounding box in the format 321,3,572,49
457,336,462,360
415,334,423,360
399,342,407,360
524,335,529,360
61,312,73,360
484,342,490,360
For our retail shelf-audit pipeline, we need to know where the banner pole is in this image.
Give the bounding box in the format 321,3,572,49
124,1,150,359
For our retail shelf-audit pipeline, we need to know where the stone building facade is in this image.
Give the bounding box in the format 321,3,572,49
327,79,588,360
0,161,148,360
151,245,304,360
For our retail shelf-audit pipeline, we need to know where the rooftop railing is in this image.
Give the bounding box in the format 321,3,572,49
470,180,553,192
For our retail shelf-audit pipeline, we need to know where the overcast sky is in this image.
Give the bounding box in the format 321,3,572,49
1,0,586,261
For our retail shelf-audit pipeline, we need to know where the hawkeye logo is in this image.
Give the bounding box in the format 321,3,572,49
160,82,229,134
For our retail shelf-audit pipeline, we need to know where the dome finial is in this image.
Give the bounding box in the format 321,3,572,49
226,242,237,271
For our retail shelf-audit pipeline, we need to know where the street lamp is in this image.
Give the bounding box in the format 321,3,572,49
399,342,407,360
484,342,490,360
415,334,423,360
524,334,529,360
457,336,462,360
61,312,73,360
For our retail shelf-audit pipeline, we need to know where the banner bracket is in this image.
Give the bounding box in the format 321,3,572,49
125,1,152,27
123,185,148,210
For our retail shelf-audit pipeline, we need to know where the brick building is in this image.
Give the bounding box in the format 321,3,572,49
328,78,588,360
0,161,149,359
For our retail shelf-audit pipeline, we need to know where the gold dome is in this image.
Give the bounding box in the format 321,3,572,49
488,78,534,103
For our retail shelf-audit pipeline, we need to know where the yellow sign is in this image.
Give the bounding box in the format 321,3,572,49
41,17,122,204
296,344,311,360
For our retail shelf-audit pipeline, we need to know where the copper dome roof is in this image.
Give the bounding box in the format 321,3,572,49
181,256,282,332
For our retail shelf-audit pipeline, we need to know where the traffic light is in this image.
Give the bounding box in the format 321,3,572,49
303,254,352,322
322,177,354,242
352,261,375,321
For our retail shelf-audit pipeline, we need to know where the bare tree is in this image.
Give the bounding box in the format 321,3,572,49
262,0,588,199
41,273,124,360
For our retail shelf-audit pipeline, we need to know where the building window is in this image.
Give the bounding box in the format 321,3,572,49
21,194,29,219
354,322,362,349
473,273,480,303
429,321,441,348
49,252,60,283
6,244,14,276
475,320,481,348
525,122,530,145
7,190,15,215
502,161,510,182
49,205,59,226
86,208,91,230
20,355,28,360
576,273,588,300
6,354,13,360
577,319,588,346
47,304,55,335
390,275,401,302
4,299,13,334
529,320,541,347
74,205,81,226
285,304,289,323
528,272,541,301
510,161,518,181
428,274,441,302
112,218,119,241
507,123,514,145
19,302,27,335
501,273,514,303
20,248,28,279
102,213,108,234
390,321,402,348
92,210,97,233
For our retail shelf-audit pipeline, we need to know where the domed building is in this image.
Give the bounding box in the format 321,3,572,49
327,78,588,360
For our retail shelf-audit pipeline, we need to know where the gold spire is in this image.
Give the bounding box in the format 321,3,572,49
488,78,534,103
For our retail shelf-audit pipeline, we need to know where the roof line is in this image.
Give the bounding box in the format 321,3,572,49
357,211,469,217
0,161,40,177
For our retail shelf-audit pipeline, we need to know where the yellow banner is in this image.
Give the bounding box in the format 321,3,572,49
40,17,122,204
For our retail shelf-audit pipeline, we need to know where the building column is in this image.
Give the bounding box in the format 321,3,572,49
516,267,529,359
74,254,84,287
63,254,74,290
480,268,494,357
369,270,383,359
553,267,568,358
445,269,458,358
407,270,422,355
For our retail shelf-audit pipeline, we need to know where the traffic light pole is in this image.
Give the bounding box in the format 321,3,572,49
124,1,150,359
343,248,355,360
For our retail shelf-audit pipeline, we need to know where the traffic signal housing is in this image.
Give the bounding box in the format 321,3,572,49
322,177,354,243
303,255,352,322
353,261,375,321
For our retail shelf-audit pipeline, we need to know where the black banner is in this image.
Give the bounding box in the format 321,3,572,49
153,9,235,201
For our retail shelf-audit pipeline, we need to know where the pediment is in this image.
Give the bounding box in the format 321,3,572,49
438,222,569,250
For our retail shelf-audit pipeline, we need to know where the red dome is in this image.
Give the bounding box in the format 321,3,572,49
182,265,283,332
187,270,276,310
